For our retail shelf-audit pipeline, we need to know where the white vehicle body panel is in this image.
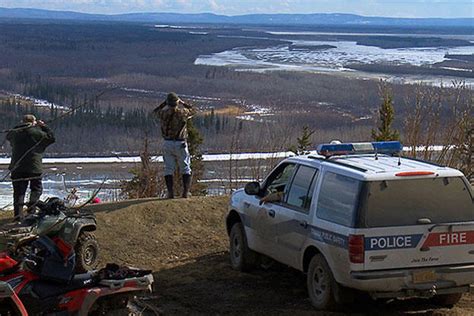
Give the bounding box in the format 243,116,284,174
228,153,474,296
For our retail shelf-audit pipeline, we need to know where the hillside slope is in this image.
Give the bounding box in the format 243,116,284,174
1,196,472,314
85,197,473,315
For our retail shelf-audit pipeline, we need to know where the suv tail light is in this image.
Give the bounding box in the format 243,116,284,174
349,234,365,264
395,171,434,177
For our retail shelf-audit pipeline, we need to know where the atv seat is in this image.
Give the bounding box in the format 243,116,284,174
32,273,97,299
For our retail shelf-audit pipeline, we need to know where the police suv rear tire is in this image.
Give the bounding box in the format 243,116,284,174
229,222,258,272
75,231,99,273
307,254,338,310
431,293,463,307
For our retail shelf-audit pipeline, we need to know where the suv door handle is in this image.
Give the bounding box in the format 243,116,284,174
268,209,276,218
300,221,308,229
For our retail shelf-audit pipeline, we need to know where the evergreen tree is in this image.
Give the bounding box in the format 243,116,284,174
371,82,400,141
289,125,315,155
210,108,215,125
187,119,207,195
203,113,210,129
215,115,221,133
120,136,160,199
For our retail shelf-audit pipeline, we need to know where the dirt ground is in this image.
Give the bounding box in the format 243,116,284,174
1,196,473,315
83,197,474,316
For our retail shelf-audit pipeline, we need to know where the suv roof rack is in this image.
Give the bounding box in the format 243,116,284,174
324,159,368,173
308,154,368,172
401,156,445,168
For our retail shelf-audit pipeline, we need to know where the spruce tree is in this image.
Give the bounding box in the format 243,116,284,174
120,136,159,199
289,126,315,155
186,119,207,195
372,83,400,141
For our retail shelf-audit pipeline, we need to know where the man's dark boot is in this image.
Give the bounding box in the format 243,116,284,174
28,179,43,212
182,174,192,198
13,203,23,222
164,175,174,199
12,180,27,222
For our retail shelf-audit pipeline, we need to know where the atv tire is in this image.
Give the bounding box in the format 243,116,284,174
75,231,99,273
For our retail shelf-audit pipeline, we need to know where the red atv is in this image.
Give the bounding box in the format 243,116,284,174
0,236,154,315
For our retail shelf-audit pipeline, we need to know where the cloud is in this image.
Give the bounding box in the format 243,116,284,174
0,0,168,13
207,0,220,12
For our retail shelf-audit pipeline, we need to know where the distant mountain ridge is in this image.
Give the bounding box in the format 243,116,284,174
0,7,473,27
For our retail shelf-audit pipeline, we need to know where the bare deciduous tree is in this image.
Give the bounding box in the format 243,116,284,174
404,81,473,182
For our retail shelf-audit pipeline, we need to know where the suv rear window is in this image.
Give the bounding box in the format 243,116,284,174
317,172,361,227
362,177,474,227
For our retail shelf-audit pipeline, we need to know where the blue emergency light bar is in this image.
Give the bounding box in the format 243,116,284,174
317,141,403,158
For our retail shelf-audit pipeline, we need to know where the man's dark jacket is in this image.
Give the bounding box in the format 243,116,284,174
6,123,55,175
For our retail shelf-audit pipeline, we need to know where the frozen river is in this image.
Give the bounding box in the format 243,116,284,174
0,152,287,210
195,35,474,87
0,168,128,209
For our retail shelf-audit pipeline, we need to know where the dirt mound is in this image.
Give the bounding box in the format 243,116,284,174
85,196,229,270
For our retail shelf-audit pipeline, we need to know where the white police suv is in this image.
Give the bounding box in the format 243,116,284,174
226,141,474,310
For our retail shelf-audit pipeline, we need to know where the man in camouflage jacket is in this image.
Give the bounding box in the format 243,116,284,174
153,93,196,198
7,115,55,220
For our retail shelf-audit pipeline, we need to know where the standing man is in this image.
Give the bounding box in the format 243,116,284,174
7,115,55,221
153,93,196,199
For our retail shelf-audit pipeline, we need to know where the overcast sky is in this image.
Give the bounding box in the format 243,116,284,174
0,0,472,18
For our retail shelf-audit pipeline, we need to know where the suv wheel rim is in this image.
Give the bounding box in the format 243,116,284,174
232,234,241,263
311,266,328,300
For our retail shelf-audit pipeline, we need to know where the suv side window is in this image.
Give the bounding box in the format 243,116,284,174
317,172,361,227
263,163,297,199
285,165,319,212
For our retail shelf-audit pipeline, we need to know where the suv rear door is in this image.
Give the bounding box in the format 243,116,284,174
358,176,474,272
314,170,363,277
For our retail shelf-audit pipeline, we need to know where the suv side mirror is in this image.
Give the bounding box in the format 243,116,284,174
244,182,261,196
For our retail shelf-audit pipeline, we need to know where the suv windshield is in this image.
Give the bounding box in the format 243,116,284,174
361,177,474,227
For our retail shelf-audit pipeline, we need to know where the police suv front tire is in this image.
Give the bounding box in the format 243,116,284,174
307,254,339,310
229,222,258,272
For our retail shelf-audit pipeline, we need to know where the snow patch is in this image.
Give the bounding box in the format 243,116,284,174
0,146,451,166
154,25,201,29
8,93,69,111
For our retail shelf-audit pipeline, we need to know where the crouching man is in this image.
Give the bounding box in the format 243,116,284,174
7,115,55,221
153,93,196,198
